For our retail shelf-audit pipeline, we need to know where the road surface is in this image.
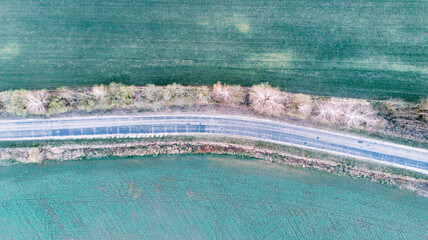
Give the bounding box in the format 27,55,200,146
0,114,427,173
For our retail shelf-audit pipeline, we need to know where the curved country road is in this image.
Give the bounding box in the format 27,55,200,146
0,114,427,173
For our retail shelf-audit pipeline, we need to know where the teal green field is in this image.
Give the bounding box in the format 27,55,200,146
0,154,426,239
0,0,427,100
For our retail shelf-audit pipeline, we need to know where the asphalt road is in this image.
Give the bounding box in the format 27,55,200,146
0,114,427,173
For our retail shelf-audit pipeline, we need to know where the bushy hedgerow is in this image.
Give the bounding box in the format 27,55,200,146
249,83,286,117
313,98,381,129
48,97,72,116
24,90,50,115
108,82,136,108
2,90,29,116
161,83,190,107
0,82,426,142
134,84,162,111
288,93,313,119
372,98,428,140
212,82,246,106
417,97,428,122
195,86,212,105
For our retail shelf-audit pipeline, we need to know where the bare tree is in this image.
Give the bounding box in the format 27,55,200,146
289,93,313,118
212,82,231,104
249,83,286,117
195,86,211,105
91,84,109,100
24,90,50,114
315,100,343,123
343,103,379,128
212,82,246,106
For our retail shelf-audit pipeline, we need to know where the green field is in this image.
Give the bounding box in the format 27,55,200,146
0,154,426,239
0,0,427,100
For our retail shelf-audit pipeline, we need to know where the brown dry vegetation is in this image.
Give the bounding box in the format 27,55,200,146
24,90,50,114
249,83,286,117
212,82,246,106
373,99,428,141
288,93,313,119
0,83,426,143
313,98,380,128
1,139,426,196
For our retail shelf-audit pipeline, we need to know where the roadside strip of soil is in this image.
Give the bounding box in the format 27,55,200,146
1,136,426,197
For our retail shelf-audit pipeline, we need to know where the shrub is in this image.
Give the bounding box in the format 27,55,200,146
249,83,286,117
57,87,80,107
420,97,428,108
371,101,394,121
0,92,4,111
212,82,231,104
212,82,246,106
27,148,44,163
76,90,91,111
145,101,165,111
161,83,195,107
195,86,211,105
46,87,83,115
315,99,380,128
91,84,109,101
24,90,50,115
47,97,72,116
314,100,343,123
3,90,29,116
346,104,379,128
416,97,428,122
141,84,161,102
229,85,247,105
288,93,313,118
342,104,368,128
134,84,163,110
161,83,184,101
108,82,136,108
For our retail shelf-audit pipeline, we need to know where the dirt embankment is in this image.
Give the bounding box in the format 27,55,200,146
1,140,427,197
